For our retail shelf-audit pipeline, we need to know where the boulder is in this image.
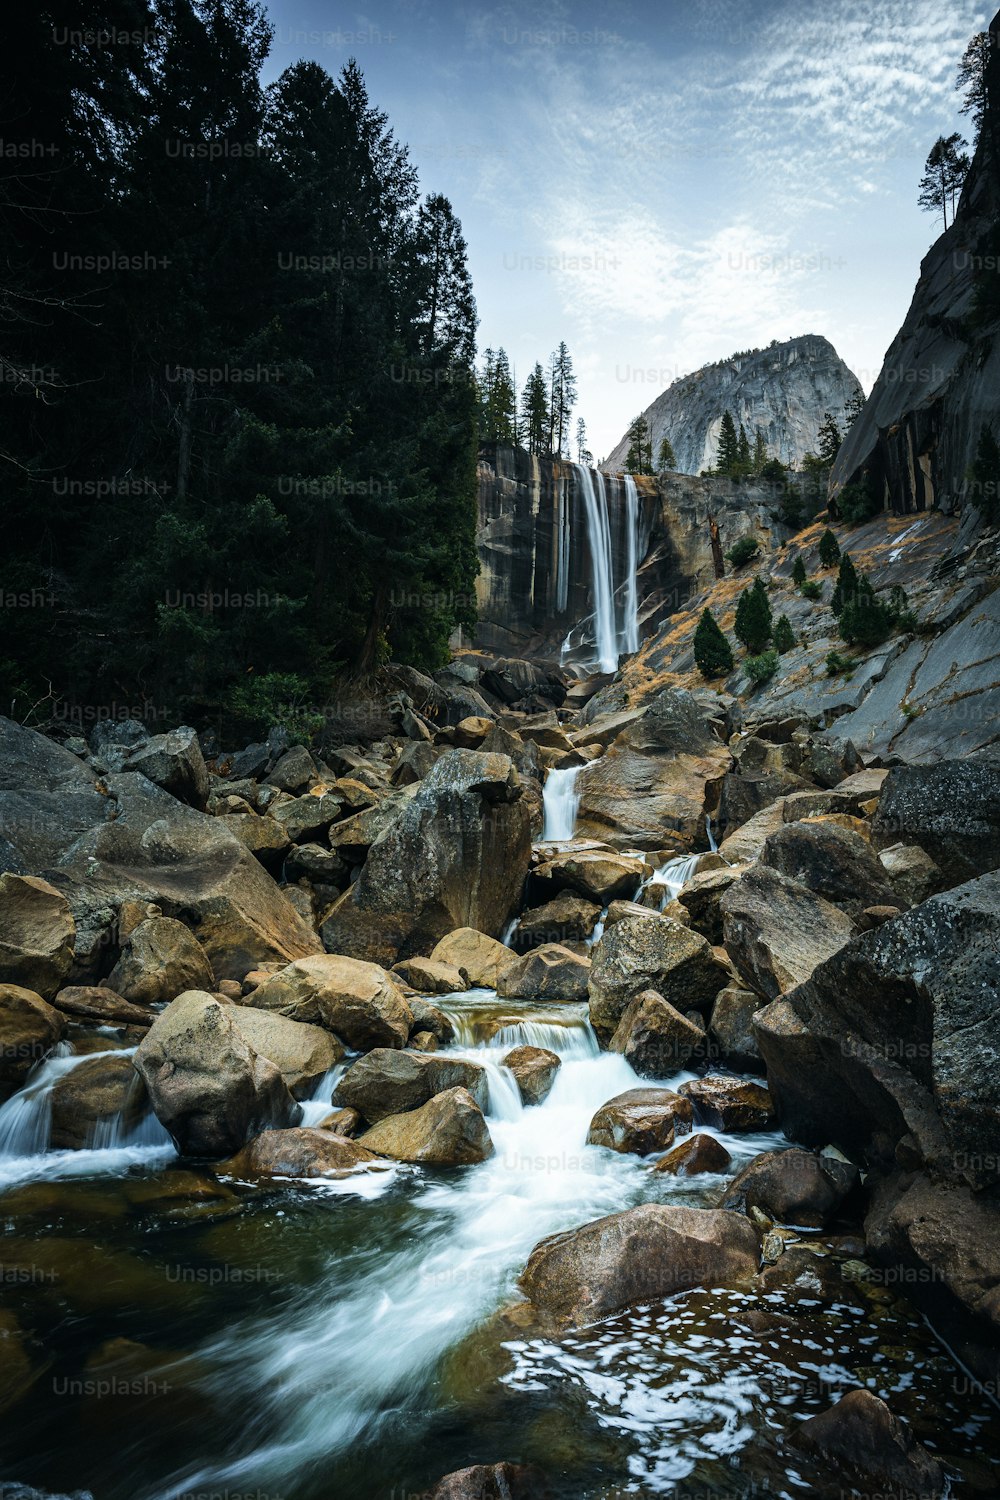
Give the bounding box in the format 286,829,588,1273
226,1006,343,1099
586,1088,693,1156
0,874,75,998
607,989,707,1076
320,750,532,965
284,842,350,890
517,1203,760,1329
122,726,210,809
575,689,732,850
132,991,301,1156
452,715,494,748
431,1463,547,1500
679,1075,775,1131
872,758,1000,886
502,1045,560,1106
654,1132,732,1176
754,873,1000,1186
719,1148,858,1227
0,716,108,876
268,745,318,794
359,1086,494,1165
52,985,154,1028
391,957,469,995
216,812,291,872
531,848,646,905
430,928,518,989
249,955,413,1051
708,986,765,1071
877,843,945,907
790,1389,944,1499
717,801,786,865
721,867,856,999
220,1127,381,1180
760,820,899,919
270,790,344,844
676,866,743,944
514,892,602,948
717,768,814,836
588,914,727,1042
106,916,215,1006
495,944,591,1002
333,1048,489,1123
391,740,440,787
49,1054,137,1150
0,985,66,1092
406,996,455,1043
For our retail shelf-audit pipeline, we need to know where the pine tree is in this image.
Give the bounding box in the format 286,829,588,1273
716,410,740,477
918,134,970,233
818,528,841,568
734,577,773,653
625,415,653,474
831,553,861,616
693,608,734,678
817,413,843,465
520,363,549,454
489,348,517,444
576,415,592,465
658,435,677,470
791,555,808,586
773,614,796,653
752,427,768,475
839,576,891,646
844,390,866,427
957,32,992,144
737,422,752,475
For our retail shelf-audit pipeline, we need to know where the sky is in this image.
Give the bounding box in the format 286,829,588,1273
261,0,988,460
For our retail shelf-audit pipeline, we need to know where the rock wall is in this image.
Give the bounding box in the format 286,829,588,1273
604,335,863,476
831,11,1000,516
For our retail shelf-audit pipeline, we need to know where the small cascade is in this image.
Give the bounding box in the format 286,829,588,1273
0,1043,76,1157
541,764,583,841
621,475,640,655
644,852,701,910
298,1062,349,1127
571,462,617,673
489,1017,600,1060
706,813,719,852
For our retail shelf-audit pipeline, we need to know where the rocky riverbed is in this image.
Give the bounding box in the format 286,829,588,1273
1,570,1000,1498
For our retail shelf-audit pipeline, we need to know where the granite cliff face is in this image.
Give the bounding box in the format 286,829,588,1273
831,10,1000,516
604,335,863,475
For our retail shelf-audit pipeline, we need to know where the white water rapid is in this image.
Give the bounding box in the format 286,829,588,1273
541,763,583,841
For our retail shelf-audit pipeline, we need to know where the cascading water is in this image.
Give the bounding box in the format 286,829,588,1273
643,852,701,910
541,763,583,841
621,474,640,655
571,462,618,674
560,464,644,676
554,468,570,615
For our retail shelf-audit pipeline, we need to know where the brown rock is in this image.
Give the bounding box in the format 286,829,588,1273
654,1132,732,1176
53,985,154,1028
391,957,469,995
333,1048,489,1123
502,1045,560,1106
679,1075,775,1132
532,848,646,905
496,944,591,1002
589,913,727,1042
0,984,66,1091
608,989,707,1075
249,954,413,1051
721,866,856,999
791,1389,944,1499
431,1463,547,1500
359,1086,494,1165
226,1005,343,1099
107,915,215,1006
430,928,518,989
0,874,75,999
719,1148,859,1227
586,1088,693,1156
514,892,601,947
220,1127,382,1180
49,1054,137,1150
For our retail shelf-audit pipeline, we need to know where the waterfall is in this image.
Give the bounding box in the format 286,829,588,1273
541,764,583,841
643,852,701,911
622,475,640,655
573,463,618,673
554,469,570,614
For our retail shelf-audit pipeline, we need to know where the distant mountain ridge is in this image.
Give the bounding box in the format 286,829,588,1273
604,334,863,475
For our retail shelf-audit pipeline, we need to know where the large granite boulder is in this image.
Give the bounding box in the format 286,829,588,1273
132,991,301,1156
106,916,215,1006
790,1389,944,1499
226,1006,343,1099
872,758,1000,887
495,944,591,1002
514,892,602,948
49,1054,137,1150
121,726,210,810
760,820,898,919
248,954,413,1051
429,928,517,989
721,867,856,999
531,848,647,905
333,1048,489,1123
719,1148,859,1227
0,716,108,875
679,1076,775,1132
320,750,532,966
516,1203,759,1330
607,989,707,1076
0,874,75,998
586,1088,693,1156
589,913,727,1042
0,985,66,1094
220,1127,381,1181
391,958,468,995
359,1087,494,1165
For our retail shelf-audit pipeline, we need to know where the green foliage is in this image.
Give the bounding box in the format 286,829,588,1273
887,585,918,634
520,363,550,454
716,410,741,478
625,414,654,474
844,389,866,428
818,529,842,568
817,413,843,465
967,424,1000,522
837,477,881,526
734,577,773,654
745,649,779,685
791,555,807,586
800,579,823,600
693,608,734,679
725,536,761,569
831,554,861,616
839,577,892,647
657,435,677,469
956,32,992,143
826,650,853,676
773,615,796,653
225,673,326,744
918,133,969,232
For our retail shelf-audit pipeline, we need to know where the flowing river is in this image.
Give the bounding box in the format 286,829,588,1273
1,991,998,1500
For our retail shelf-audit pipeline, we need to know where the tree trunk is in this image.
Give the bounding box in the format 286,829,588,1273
709,516,724,578
356,581,389,676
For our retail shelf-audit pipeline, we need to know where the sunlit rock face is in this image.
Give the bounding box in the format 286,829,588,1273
603,334,863,476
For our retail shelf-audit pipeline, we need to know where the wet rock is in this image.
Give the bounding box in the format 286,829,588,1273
321,750,532,966
226,1005,343,1099
502,1045,560,1106
608,989,707,1075
49,1053,136,1149
676,866,744,944
406,996,455,1043
679,1075,775,1131
760,820,899,919
333,1048,489,1123
391,957,469,995
708,985,765,1071
654,1132,732,1176
430,1462,548,1500
430,928,518,989
877,842,945,907
532,848,646,905
496,944,591,1002
719,1148,859,1227
220,1127,382,1180
0,874,75,999
721,866,856,999
249,954,413,1051
107,915,215,1006
587,1088,694,1156
517,1202,759,1329
133,990,301,1156
0,984,66,1092
410,1030,438,1051
359,1086,494,1165
872,758,1000,886
790,1388,945,1499
589,913,727,1042
321,1106,362,1136
52,984,154,1028
122,725,210,809
514,892,602,948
